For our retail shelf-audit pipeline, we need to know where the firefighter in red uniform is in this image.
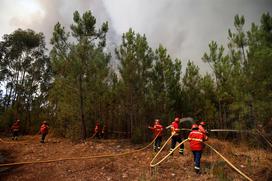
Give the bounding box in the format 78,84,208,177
11,119,20,140
94,122,101,139
188,124,208,174
198,121,208,136
40,121,49,143
148,119,164,152
170,117,185,155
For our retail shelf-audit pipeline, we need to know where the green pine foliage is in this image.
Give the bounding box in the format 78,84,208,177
0,10,271,141
49,11,110,140
0,29,51,133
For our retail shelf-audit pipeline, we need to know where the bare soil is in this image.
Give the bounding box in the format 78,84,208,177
0,135,271,181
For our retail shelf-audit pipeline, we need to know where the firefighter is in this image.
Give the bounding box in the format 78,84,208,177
170,117,185,155
101,124,108,139
188,124,208,174
11,119,20,140
199,121,208,136
148,119,164,152
40,121,49,143
94,122,101,139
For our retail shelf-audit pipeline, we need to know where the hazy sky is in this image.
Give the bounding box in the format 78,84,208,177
0,0,271,73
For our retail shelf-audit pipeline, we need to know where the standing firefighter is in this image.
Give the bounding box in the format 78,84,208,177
188,124,208,174
11,119,20,140
40,121,49,143
94,122,101,139
148,119,164,152
199,121,208,136
101,124,108,139
170,117,185,155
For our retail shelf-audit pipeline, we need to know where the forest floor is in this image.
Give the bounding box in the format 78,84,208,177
0,135,271,181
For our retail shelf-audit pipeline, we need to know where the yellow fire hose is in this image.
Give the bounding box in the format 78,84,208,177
90,132,97,139
0,130,261,180
255,129,272,148
0,137,36,144
204,142,253,181
0,132,160,168
0,132,41,144
150,134,253,181
150,136,188,167
0,138,23,144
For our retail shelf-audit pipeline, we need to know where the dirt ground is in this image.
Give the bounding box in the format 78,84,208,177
0,135,271,181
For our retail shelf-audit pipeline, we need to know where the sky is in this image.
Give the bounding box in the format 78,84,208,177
0,0,271,73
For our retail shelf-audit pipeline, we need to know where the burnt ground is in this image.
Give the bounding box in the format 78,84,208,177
0,135,271,181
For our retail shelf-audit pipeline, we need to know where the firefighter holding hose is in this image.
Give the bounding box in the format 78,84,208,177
149,119,164,152
170,117,185,155
188,124,208,174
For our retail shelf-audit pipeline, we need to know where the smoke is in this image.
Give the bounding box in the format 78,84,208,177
0,0,118,50
102,0,272,72
0,0,271,73
35,0,119,44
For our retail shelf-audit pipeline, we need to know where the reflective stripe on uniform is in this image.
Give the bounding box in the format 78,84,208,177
188,138,203,142
191,132,204,135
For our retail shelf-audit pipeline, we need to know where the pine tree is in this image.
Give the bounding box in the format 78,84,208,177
50,10,109,140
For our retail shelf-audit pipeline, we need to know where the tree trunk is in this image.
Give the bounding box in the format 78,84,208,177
79,74,87,140
241,45,247,64
27,100,31,133
218,100,222,128
5,85,13,109
129,91,133,138
223,103,227,129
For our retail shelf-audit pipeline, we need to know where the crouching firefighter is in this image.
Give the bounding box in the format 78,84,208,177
170,117,185,155
148,119,163,152
188,124,208,174
40,121,49,143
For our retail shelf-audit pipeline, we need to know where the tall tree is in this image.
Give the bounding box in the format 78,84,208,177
151,45,182,120
116,29,154,142
182,61,202,115
50,10,109,140
246,13,272,128
0,29,51,131
202,41,235,128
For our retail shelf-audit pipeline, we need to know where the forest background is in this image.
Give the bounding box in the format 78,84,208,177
0,10,271,143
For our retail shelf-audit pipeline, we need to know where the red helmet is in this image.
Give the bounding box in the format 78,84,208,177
191,124,198,130
174,117,179,122
200,121,206,126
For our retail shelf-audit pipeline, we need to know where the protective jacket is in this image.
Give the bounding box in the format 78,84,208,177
11,122,20,132
149,123,163,137
198,125,208,135
171,121,180,136
94,124,101,133
40,124,49,134
188,130,208,151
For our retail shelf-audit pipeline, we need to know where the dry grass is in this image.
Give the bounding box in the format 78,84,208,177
0,136,271,181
